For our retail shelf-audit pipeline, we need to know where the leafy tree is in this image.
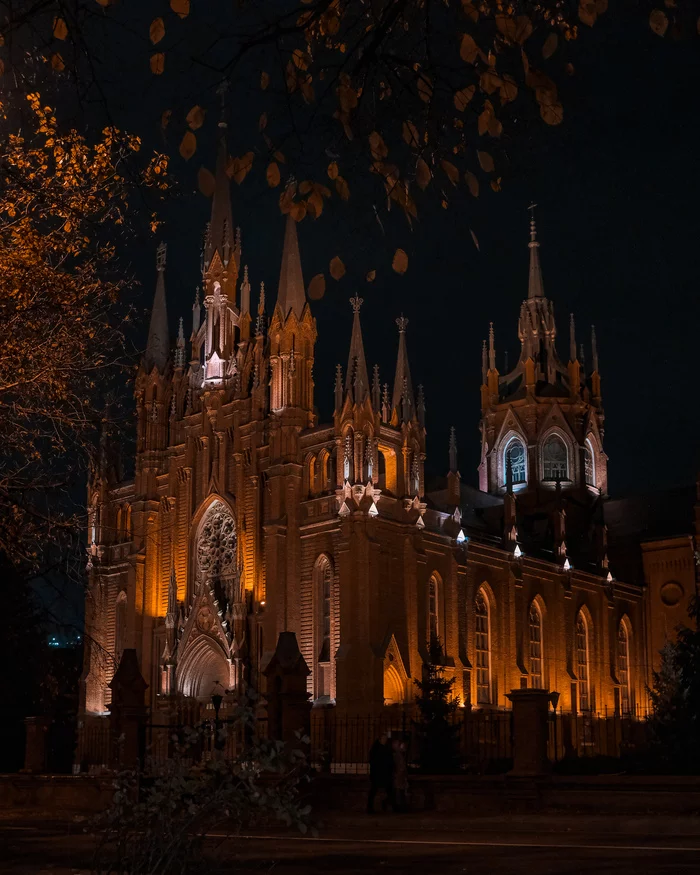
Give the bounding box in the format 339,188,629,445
413,636,461,773
648,596,700,774
92,701,312,875
0,92,168,566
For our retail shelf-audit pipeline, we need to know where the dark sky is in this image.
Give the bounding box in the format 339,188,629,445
122,11,700,500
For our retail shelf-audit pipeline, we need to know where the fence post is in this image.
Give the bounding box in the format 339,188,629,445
108,648,148,770
22,716,51,773
506,689,554,776
263,632,311,749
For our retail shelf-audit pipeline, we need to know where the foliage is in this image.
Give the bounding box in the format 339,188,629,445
92,701,312,875
648,596,700,774
0,92,168,566
413,636,461,773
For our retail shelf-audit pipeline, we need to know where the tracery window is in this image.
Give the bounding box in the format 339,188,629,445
314,555,336,700
618,621,631,715
543,435,568,482
505,438,526,485
196,502,237,605
576,611,590,712
529,602,543,689
475,589,491,705
584,440,595,487
428,574,439,645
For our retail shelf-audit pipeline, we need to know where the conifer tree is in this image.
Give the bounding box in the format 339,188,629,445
413,636,461,774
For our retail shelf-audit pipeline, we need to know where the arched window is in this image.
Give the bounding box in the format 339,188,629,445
428,574,439,645
576,611,590,712
475,589,491,705
343,430,353,482
584,440,595,487
529,602,543,689
618,621,631,715
505,438,527,485
115,591,127,664
543,435,568,482
313,555,336,701
196,500,238,606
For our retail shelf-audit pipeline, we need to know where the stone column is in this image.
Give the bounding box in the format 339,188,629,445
22,716,51,773
506,688,553,776
108,648,148,770
263,631,311,747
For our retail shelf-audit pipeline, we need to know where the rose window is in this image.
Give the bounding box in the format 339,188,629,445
196,504,236,579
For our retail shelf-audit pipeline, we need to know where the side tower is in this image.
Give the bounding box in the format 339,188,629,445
478,210,608,563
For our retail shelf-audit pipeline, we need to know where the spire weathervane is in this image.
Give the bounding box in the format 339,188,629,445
528,202,538,244
396,314,408,333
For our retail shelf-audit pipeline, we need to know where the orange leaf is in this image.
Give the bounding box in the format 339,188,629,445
454,86,476,112
477,150,494,172
290,201,307,222
327,162,339,180
232,152,254,184
542,33,558,59
335,176,350,201
170,0,190,18
149,17,165,45
649,8,668,35
161,109,172,129
186,105,205,130
579,1,598,26
460,33,478,64
402,120,419,147
150,53,165,75
330,256,346,281
417,76,433,103
51,52,65,71
369,131,388,160
53,17,68,40
198,167,215,197
416,158,431,190
179,131,196,160
465,171,479,198
366,270,376,282
261,71,270,90
540,102,564,125
266,162,281,188
308,273,326,300
441,160,459,186
392,249,409,274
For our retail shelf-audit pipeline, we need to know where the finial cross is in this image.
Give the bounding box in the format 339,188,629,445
350,295,363,313
396,314,409,333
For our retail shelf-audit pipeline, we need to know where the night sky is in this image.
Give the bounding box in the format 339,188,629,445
121,11,700,501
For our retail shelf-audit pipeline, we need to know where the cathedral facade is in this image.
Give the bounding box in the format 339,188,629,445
81,128,697,722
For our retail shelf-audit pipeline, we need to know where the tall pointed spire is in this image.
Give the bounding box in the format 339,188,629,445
449,426,458,474
175,317,186,369
144,241,170,372
488,322,496,371
481,339,488,384
392,315,415,421
205,82,234,269
527,202,545,300
240,265,251,315
569,313,577,363
591,325,599,373
345,295,369,402
256,281,266,335
372,364,381,411
276,214,307,319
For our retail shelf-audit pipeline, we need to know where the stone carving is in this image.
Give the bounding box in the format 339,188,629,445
196,503,236,579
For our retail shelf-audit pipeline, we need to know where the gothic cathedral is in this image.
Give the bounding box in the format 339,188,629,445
82,126,698,723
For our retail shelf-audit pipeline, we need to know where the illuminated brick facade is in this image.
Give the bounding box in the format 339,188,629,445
81,137,696,720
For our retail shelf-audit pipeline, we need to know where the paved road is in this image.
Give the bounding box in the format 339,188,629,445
3,822,700,873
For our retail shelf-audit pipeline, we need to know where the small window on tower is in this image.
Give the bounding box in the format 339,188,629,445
543,435,568,482
505,438,526,485
584,440,595,487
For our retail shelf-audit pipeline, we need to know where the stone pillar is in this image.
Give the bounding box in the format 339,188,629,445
263,631,311,747
108,648,148,769
506,688,553,777
23,716,51,773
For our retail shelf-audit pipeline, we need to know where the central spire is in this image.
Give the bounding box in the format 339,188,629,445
144,241,170,373
392,315,415,422
527,202,545,300
276,214,307,319
205,82,235,270
345,295,369,402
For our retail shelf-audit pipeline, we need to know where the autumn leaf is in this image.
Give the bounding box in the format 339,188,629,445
261,71,270,90
150,53,165,75
441,160,459,186
578,1,597,26
335,176,350,200
416,158,431,190
51,53,65,72
477,150,494,172
402,120,419,147
460,33,478,64
327,162,339,180
231,152,254,184
149,18,165,45
330,256,346,280
179,131,196,160
366,270,376,282
308,273,326,300
542,33,558,59
161,109,172,129
186,105,205,130
454,86,476,112
170,0,190,18
290,201,307,222
259,112,267,131
392,249,409,275
649,9,668,35
417,76,433,103
53,17,68,40
266,162,281,188
369,131,388,160
198,167,215,197
465,171,479,198
540,102,564,125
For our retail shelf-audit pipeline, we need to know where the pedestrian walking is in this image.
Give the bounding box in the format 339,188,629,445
367,733,395,813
